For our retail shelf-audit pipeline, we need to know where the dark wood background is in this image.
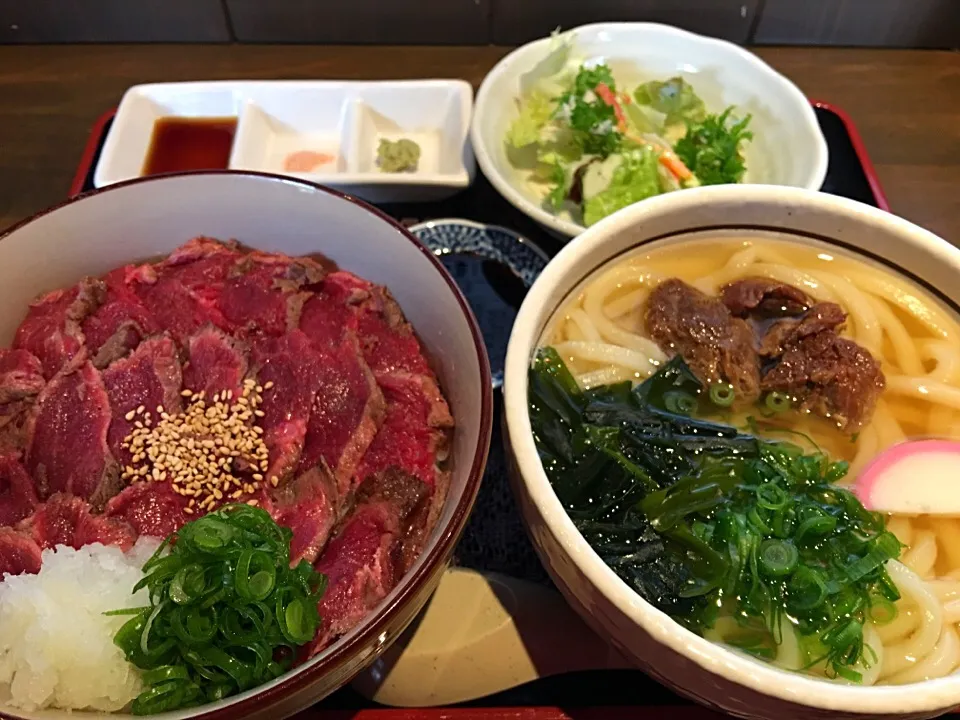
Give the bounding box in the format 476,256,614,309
0,0,957,47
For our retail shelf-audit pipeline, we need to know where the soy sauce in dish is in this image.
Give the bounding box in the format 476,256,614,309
142,117,237,176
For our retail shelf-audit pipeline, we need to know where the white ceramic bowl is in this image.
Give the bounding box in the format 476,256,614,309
0,171,493,720
473,23,829,239
503,184,960,719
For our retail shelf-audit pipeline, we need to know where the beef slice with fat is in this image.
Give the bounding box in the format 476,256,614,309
13,278,106,378
0,349,45,404
26,361,119,509
83,266,160,368
219,251,328,336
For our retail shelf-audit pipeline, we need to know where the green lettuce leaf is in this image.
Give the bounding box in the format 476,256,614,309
583,148,660,226
506,90,557,148
633,77,706,126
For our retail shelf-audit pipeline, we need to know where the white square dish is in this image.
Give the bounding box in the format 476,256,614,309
94,80,476,204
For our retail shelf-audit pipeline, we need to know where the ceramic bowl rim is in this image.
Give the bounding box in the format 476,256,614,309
472,21,830,238
0,169,494,720
502,183,960,714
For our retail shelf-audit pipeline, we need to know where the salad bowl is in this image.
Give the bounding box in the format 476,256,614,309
472,23,829,238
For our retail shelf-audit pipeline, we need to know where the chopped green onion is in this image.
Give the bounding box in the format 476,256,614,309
110,504,327,715
709,383,736,407
789,567,828,611
664,390,698,416
868,595,898,625
756,483,788,511
759,539,799,577
764,391,792,414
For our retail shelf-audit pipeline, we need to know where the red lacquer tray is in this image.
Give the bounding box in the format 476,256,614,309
66,101,891,720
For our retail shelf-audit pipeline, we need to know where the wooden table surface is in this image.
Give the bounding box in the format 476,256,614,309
0,45,957,241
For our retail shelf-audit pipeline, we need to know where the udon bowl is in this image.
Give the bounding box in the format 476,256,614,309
503,184,960,719
0,171,492,720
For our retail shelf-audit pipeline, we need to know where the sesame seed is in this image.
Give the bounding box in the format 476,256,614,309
270,476,279,487
181,389,193,397
136,405,145,415
124,410,136,421
246,499,258,507
264,381,274,390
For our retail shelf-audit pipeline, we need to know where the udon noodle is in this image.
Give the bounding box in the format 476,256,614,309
545,234,960,685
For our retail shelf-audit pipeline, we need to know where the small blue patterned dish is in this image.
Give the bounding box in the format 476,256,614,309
409,219,550,388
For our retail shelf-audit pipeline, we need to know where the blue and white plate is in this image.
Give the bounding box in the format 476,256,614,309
410,219,550,388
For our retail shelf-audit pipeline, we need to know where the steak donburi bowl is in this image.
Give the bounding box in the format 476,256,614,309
0,171,492,720
503,184,960,719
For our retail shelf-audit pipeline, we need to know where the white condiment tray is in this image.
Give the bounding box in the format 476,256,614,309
94,80,476,203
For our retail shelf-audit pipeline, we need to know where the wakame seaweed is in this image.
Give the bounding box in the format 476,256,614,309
528,348,902,681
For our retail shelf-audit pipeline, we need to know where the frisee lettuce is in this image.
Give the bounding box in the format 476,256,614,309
674,107,753,186
583,147,660,226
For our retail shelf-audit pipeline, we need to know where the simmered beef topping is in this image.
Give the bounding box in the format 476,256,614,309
722,277,812,319
645,277,885,431
645,279,762,403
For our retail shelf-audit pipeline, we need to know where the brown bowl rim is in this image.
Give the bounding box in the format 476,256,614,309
0,169,494,719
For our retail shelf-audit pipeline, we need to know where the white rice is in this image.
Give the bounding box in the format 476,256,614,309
0,538,159,712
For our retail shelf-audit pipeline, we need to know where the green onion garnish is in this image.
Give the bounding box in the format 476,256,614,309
764,391,792,414
664,389,698,415
759,539,799,577
709,383,736,407
110,504,327,715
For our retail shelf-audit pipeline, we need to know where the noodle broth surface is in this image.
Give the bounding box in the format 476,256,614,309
539,233,960,685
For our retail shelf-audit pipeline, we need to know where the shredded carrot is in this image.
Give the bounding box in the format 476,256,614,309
620,91,632,105
659,151,693,181
595,82,628,134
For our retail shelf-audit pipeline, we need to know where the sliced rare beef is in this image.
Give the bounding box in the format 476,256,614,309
0,349,45,404
0,528,41,576
26,361,119,509
251,330,328,484
760,304,885,431
309,470,429,654
269,466,339,566
0,350,46,454
18,493,136,551
645,279,762,403
13,277,106,378
298,272,365,349
218,251,327,336
129,238,241,347
83,266,160,368
722,277,812,319
297,333,385,498
104,481,192,539
355,372,453,491
102,335,183,467
302,271,430,377
0,454,38,527
182,325,249,399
